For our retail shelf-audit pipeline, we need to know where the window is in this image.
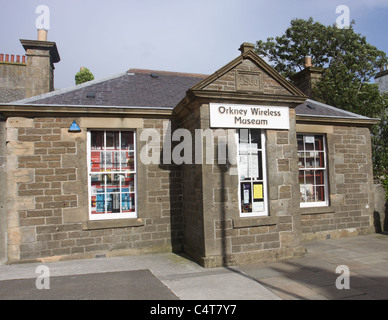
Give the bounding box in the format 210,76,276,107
238,129,267,217
87,130,137,220
297,134,328,207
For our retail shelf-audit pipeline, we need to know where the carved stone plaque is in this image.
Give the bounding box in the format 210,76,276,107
236,70,264,92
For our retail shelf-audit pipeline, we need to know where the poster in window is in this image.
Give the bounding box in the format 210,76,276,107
304,135,315,144
249,154,259,178
91,151,101,172
243,189,250,204
239,143,248,154
241,182,252,212
96,190,105,213
239,154,259,179
253,183,263,200
239,155,248,179
122,190,130,211
252,183,264,212
252,201,264,212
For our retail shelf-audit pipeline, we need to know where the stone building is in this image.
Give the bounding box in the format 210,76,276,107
375,67,388,93
0,38,378,267
0,30,60,103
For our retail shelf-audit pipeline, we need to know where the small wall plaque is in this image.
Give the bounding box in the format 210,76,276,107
236,70,264,92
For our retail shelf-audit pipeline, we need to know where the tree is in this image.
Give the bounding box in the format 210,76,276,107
255,17,388,194
75,67,94,85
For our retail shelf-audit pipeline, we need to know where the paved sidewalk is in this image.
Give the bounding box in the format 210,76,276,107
241,233,388,299
0,250,280,300
0,233,387,300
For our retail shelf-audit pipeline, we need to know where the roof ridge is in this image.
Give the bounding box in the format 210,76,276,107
128,68,208,78
14,71,129,104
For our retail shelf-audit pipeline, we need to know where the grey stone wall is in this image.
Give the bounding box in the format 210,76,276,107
5,116,183,263
301,126,375,240
0,119,6,262
0,62,26,103
375,72,388,93
180,104,206,262
24,48,53,98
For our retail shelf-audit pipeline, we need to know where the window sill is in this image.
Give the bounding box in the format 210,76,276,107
83,218,144,230
300,206,335,215
233,216,278,229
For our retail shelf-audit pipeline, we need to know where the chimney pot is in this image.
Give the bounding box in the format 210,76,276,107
304,56,313,68
5,54,9,62
22,55,26,64
10,54,14,63
0,54,3,62
37,29,48,41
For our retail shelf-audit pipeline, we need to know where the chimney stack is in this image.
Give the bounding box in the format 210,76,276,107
239,42,255,55
20,28,60,97
290,55,323,98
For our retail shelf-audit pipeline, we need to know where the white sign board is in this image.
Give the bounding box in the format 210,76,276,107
209,103,289,130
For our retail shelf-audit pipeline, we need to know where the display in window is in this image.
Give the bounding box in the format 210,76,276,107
299,182,325,203
240,182,265,213
91,191,135,214
238,129,266,216
89,129,136,218
298,134,327,206
90,151,135,172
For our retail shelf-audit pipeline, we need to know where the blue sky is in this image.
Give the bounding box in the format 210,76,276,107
1,0,388,89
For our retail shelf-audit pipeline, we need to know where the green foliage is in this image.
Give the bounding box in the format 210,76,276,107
75,67,94,85
371,98,388,199
255,18,388,191
256,18,387,84
382,176,388,200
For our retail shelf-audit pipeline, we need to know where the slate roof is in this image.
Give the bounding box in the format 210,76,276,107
0,88,26,103
12,68,373,121
16,68,207,109
295,99,371,120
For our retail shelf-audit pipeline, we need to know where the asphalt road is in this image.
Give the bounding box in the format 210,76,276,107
0,269,178,300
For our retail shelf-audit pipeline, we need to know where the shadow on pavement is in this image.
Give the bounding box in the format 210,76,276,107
240,234,388,300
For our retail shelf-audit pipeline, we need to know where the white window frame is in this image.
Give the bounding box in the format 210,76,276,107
87,130,137,220
237,129,268,217
297,133,329,208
